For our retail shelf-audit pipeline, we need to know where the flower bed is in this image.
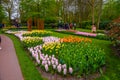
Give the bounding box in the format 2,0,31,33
22,37,43,47
42,36,60,43
57,42,105,75
42,37,105,75
22,30,52,37
42,42,63,55
60,36,92,43
55,29,110,40
7,30,106,77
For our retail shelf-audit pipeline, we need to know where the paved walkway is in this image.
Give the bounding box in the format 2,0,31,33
0,35,24,80
55,29,97,37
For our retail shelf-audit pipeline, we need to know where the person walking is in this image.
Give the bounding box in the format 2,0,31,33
91,24,96,33
0,36,2,50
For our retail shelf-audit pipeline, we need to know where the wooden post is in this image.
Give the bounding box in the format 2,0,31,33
40,20,44,30
37,19,44,30
27,18,32,31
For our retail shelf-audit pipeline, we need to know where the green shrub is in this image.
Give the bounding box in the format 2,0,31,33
108,22,120,48
96,33,110,40
81,21,92,29
99,20,111,30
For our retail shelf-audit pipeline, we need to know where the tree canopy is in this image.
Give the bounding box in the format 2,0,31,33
0,0,120,28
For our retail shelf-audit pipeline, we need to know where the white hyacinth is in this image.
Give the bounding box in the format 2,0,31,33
53,64,56,69
51,60,55,65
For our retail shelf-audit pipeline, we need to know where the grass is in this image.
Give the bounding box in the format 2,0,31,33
1,29,120,80
4,33,45,80
76,28,104,33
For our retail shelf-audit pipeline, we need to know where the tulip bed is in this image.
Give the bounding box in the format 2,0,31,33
42,36,105,75
58,42,105,75
6,30,106,77
22,37,43,47
22,30,52,37
42,42,63,55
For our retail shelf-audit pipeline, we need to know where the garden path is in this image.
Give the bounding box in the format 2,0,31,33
56,29,97,37
0,35,24,80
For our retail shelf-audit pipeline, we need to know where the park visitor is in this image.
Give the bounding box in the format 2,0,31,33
92,24,96,33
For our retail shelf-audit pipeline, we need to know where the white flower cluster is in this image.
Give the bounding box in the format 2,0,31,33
6,30,28,40
42,36,60,43
6,30,16,34
15,31,27,40
15,33,23,40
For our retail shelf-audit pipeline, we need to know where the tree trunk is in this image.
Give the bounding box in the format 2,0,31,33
8,10,11,24
97,0,103,29
92,4,95,24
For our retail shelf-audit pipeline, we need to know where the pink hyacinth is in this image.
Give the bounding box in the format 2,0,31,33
55,61,58,65
39,46,42,50
45,64,49,72
45,54,48,58
44,60,47,65
52,57,55,61
63,68,67,75
51,60,55,65
38,50,41,53
42,56,45,60
48,61,51,66
57,65,62,73
42,61,45,65
69,67,73,74
47,58,50,61
62,64,67,69
32,52,35,57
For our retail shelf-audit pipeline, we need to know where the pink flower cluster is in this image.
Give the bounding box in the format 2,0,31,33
28,45,73,75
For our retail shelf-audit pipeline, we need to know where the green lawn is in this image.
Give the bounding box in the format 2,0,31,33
1,29,120,80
